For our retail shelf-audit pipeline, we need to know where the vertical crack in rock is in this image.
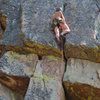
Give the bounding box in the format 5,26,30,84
96,69,100,80
95,0,100,12
25,55,67,100
63,59,100,99
93,0,100,42
20,3,24,43
25,60,46,100
62,2,67,12
42,78,46,100
94,13,100,42
59,36,69,100
62,55,68,100
35,60,45,100
38,55,42,60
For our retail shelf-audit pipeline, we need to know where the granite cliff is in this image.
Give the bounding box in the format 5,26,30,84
0,0,100,100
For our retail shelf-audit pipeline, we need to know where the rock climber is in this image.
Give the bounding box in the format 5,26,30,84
51,8,70,42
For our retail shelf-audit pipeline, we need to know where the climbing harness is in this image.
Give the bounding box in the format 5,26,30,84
58,36,64,100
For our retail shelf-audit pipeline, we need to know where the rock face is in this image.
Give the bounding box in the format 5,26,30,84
0,83,23,100
25,78,65,100
0,0,65,99
95,12,100,42
21,0,63,48
0,0,100,100
0,51,38,77
64,58,100,88
63,0,100,99
0,0,61,59
63,82,100,100
20,0,64,57
0,12,6,39
25,56,65,100
0,0,22,46
0,84,12,100
64,0,100,63
0,51,65,100
63,58,100,99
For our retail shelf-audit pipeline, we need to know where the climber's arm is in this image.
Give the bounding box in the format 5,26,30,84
66,24,71,32
60,11,66,22
51,14,55,22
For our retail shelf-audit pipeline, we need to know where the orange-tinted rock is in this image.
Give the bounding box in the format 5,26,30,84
0,12,6,31
0,83,23,100
0,71,29,96
0,12,6,39
63,82,100,100
63,58,100,100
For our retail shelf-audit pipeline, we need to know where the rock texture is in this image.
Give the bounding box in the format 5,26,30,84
0,0,22,46
63,1,100,98
63,82,100,100
25,77,65,100
25,56,65,100
64,0,100,63
0,0,62,58
63,58,100,99
0,51,38,77
19,0,64,57
0,51,65,99
0,83,23,100
0,12,6,39
0,1,65,99
95,13,100,42
0,0,100,100
64,58,100,88
0,71,29,96
21,0,63,47
0,83,13,100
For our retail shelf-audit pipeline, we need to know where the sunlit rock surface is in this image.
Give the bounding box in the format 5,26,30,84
25,56,65,100
64,0,100,63
0,83,23,100
0,0,22,46
21,0,64,49
0,51,38,77
0,0,100,100
63,58,100,100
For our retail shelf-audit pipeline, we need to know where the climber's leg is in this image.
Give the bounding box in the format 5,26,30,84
60,23,70,35
54,26,60,42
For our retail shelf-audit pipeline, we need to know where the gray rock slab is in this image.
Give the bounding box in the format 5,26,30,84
0,0,22,46
21,0,64,48
0,51,38,77
95,13,100,43
64,0,98,45
25,56,65,100
25,77,65,100
63,58,100,88
64,0,100,62
0,83,23,100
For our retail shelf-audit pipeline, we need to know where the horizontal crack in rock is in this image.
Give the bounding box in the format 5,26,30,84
0,43,61,58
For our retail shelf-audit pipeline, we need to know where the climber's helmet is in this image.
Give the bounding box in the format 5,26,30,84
56,7,63,12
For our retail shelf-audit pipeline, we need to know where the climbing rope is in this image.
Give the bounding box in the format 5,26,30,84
58,36,64,100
